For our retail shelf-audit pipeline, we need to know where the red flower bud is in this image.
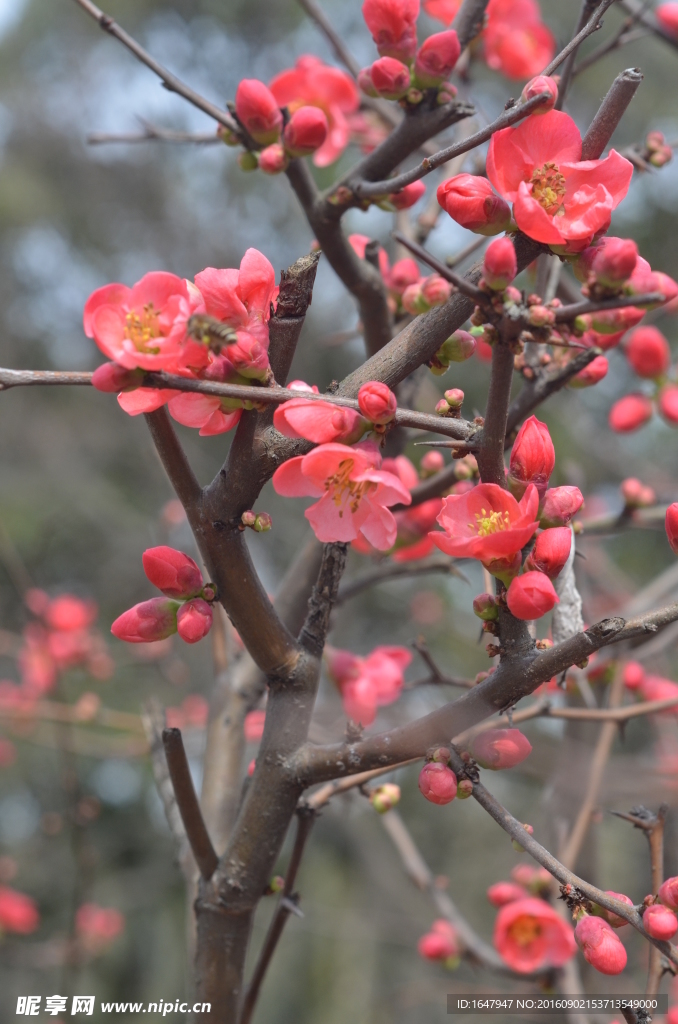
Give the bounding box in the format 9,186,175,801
443,388,464,408
506,571,559,620
388,258,421,294
421,450,445,474
436,330,476,365
608,393,653,433
283,106,328,157
592,892,634,929
590,237,638,288
657,3,678,36
418,761,457,804
627,268,678,309
111,598,179,643
413,30,461,87
622,660,645,689
588,305,645,334
402,282,428,314
176,598,213,644
92,362,141,393
473,593,499,621
417,919,459,961
659,384,678,425
258,143,288,175
235,79,283,145
667,502,678,554
520,75,558,113
643,903,678,940
142,546,204,599
575,915,627,974
528,304,555,327
525,527,571,579
358,381,397,424
471,728,532,770
625,326,671,379
487,881,528,907
0,886,40,934
620,478,655,508
437,174,511,236
540,486,584,528
370,782,401,813
508,415,555,499
483,237,517,291
421,274,452,306
368,56,411,99
362,0,420,61
569,355,608,389
388,179,426,209
659,876,678,910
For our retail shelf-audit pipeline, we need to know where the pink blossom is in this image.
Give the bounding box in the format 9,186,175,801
274,385,367,444
494,897,576,972
418,761,457,804
0,886,40,934
272,441,411,548
326,643,412,725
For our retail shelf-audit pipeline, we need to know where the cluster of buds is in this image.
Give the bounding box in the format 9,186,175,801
240,510,273,533
418,746,457,805
608,324,678,433
361,0,461,106
620,477,656,509
643,130,673,167
111,547,216,645
417,919,460,968
229,79,329,175
402,273,452,314
435,388,464,418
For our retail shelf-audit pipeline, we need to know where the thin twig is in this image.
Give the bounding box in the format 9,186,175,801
336,559,467,605
541,0,622,77
71,0,241,134
391,232,486,302
162,728,219,881
554,291,663,321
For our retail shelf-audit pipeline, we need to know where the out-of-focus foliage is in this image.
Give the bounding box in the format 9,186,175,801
0,1,677,1020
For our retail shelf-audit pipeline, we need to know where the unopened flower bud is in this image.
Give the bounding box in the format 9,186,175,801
283,106,328,158
420,450,445,475
238,151,259,172
437,174,511,236
418,761,457,804
216,124,240,146
421,274,452,307
656,3,678,37
528,304,555,327
111,598,179,643
456,778,474,799
267,875,285,894
430,746,451,764
258,143,288,175
370,783,401,813
473,593,499,621
506,571,559,620
235,79,282,145
402,282,429,315
362,0,419,62
92,362,141,393
590,237,638,288
524,527,571,579
643,903,678,940
487,881,528,906
589,305,645,334
241,510,257,528
540,486,584,528
368,56,411,99
520,74,558,113
621,477,656,508
253,512,272,532
666,502,678,554
658,876,678,910
592,891,634,928
482,236,517,291
569,355,608,388
471,729,532,770
413,30,461,88
659,384,678,425
508,415,554,499
358,381,397,424
437,330,476,365
625,326,671,379
608,393,654,433
388,179,426,210
417,919,459,961
142,546,204,599
575,915,627,975
443,388,464,409
177,598,213,644
511,822,534,853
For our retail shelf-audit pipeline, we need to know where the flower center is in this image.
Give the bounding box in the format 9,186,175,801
325,458,375,516
470,508,511,536
530,162,566,215
508,916,542,947
125,304,161,352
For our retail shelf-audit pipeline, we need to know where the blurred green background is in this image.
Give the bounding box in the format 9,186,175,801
0,0,678,1020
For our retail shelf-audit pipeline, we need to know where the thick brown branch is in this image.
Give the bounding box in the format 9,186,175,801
452,0,491,48
71,0,241,135
162,728,219,881
580,67,644,160
144,408,202,511
477,338,514,486
298,543,348,657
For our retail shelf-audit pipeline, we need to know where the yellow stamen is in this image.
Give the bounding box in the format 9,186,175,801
470,508,511,537
125,303,161,352
530,162,566,215
325,458,376,514
508,916,542,947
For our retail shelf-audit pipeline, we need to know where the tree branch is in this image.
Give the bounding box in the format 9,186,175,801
541,0,622,77
336,559,466,605
391,231,487,302
71,0,241,135
298,543,348,657
477,336,514,486
506,349,602,438
579,67,644,160
144,407,202,511
555,0,601,110
162,727,219,880
452,0,491,49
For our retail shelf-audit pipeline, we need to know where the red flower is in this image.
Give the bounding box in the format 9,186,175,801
418,761,457,804
575,915,627,975
273,442,411,549
667,504,678,555
507,571,559,620
657,3,678,36
413,30,461,87
483,0,555,80
325,643,412,725
624,326,671,379
494,897,576,973
418,919,459,960
270,57,360,167
45,595,97,632
432,482,539,562
362,0,420,62
643,904,678,940
471,728,532,769
659,385,678,425
358,381,397,424
0,886,40,934
142,547,204,599
508,416,555,499
487,110,633,247
525,527,571,579
608,393,654,433
521,75,558,113
274,385,367,445
283,106,328,158
437,173,511,235
235,79,282,145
